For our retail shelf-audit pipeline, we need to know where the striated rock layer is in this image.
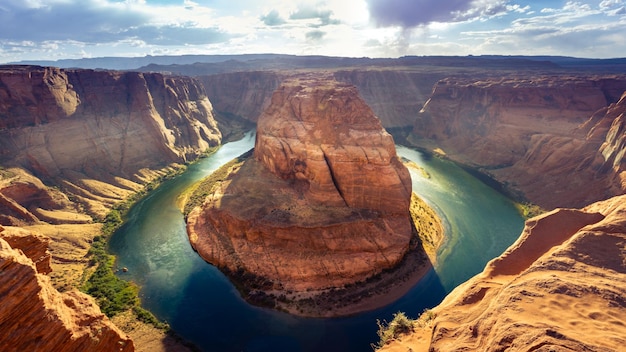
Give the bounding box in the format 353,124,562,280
198,69,445,132
187,76,420,314
379,194,626,352
0,230,134,352
333,69,445,129
0,65,221,218
198,71,283,140
0,225,52,274
410,75,626,208
254,75,412,213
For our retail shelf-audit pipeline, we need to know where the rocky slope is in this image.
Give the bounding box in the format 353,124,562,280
0,65,221,218
0,226,134,352
379,193,626,352
186,75,436,316
409,75,626,208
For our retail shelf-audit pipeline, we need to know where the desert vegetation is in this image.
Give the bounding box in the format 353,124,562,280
180,149,252,217
373,309,436,350
515,202,544,219
79,167,191,330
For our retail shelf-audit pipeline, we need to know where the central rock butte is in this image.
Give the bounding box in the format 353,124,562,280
186,75,440,316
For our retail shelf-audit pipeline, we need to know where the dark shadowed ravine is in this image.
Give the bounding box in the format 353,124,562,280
109,132,524,352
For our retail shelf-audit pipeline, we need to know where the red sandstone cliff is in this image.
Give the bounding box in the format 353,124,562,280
0,65,222,350
187,76,424,316
0,226,134,352
409,75,626,208
254,75,412,212
379,193,626,352
0,65,221,218
0,225,52,274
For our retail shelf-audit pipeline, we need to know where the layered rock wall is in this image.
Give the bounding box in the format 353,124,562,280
0,65,221,217
410,75,626,208
199,71,283,123
333,69,444,128
0,66,220,179
198,69,443,132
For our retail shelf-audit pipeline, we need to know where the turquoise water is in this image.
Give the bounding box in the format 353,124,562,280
109,132,524,351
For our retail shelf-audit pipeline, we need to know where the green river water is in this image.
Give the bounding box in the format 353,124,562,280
109,132,525,351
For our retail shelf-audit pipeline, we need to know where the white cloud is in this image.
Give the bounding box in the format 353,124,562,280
0,0,625,62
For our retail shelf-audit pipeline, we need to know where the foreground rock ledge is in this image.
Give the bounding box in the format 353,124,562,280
379,194,626,352
186,76,441,317
0,226,134,352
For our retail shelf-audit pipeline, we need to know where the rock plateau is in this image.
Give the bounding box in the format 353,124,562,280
186,75,432,316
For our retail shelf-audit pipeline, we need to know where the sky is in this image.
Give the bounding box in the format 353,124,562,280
1,0,625,63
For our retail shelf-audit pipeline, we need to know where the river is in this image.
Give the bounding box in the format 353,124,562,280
109,132,524,352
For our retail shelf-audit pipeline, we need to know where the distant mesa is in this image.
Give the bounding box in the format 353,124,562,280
185,75,440,317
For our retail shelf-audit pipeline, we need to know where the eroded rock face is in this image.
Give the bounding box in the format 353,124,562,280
0,225,52,274
187,76,415,304
0,66,221,176
493,89,626,208
199,71,283,123
410,75,626,208
254,75,412,213
0,236,134,352
0,65,221,218
379,194,626,352
198,69,444,131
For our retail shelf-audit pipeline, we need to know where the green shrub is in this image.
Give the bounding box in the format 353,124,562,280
80,150,223,329
516,202,544,219
82,252,138,317
133,306,169,330
372,311,415,350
